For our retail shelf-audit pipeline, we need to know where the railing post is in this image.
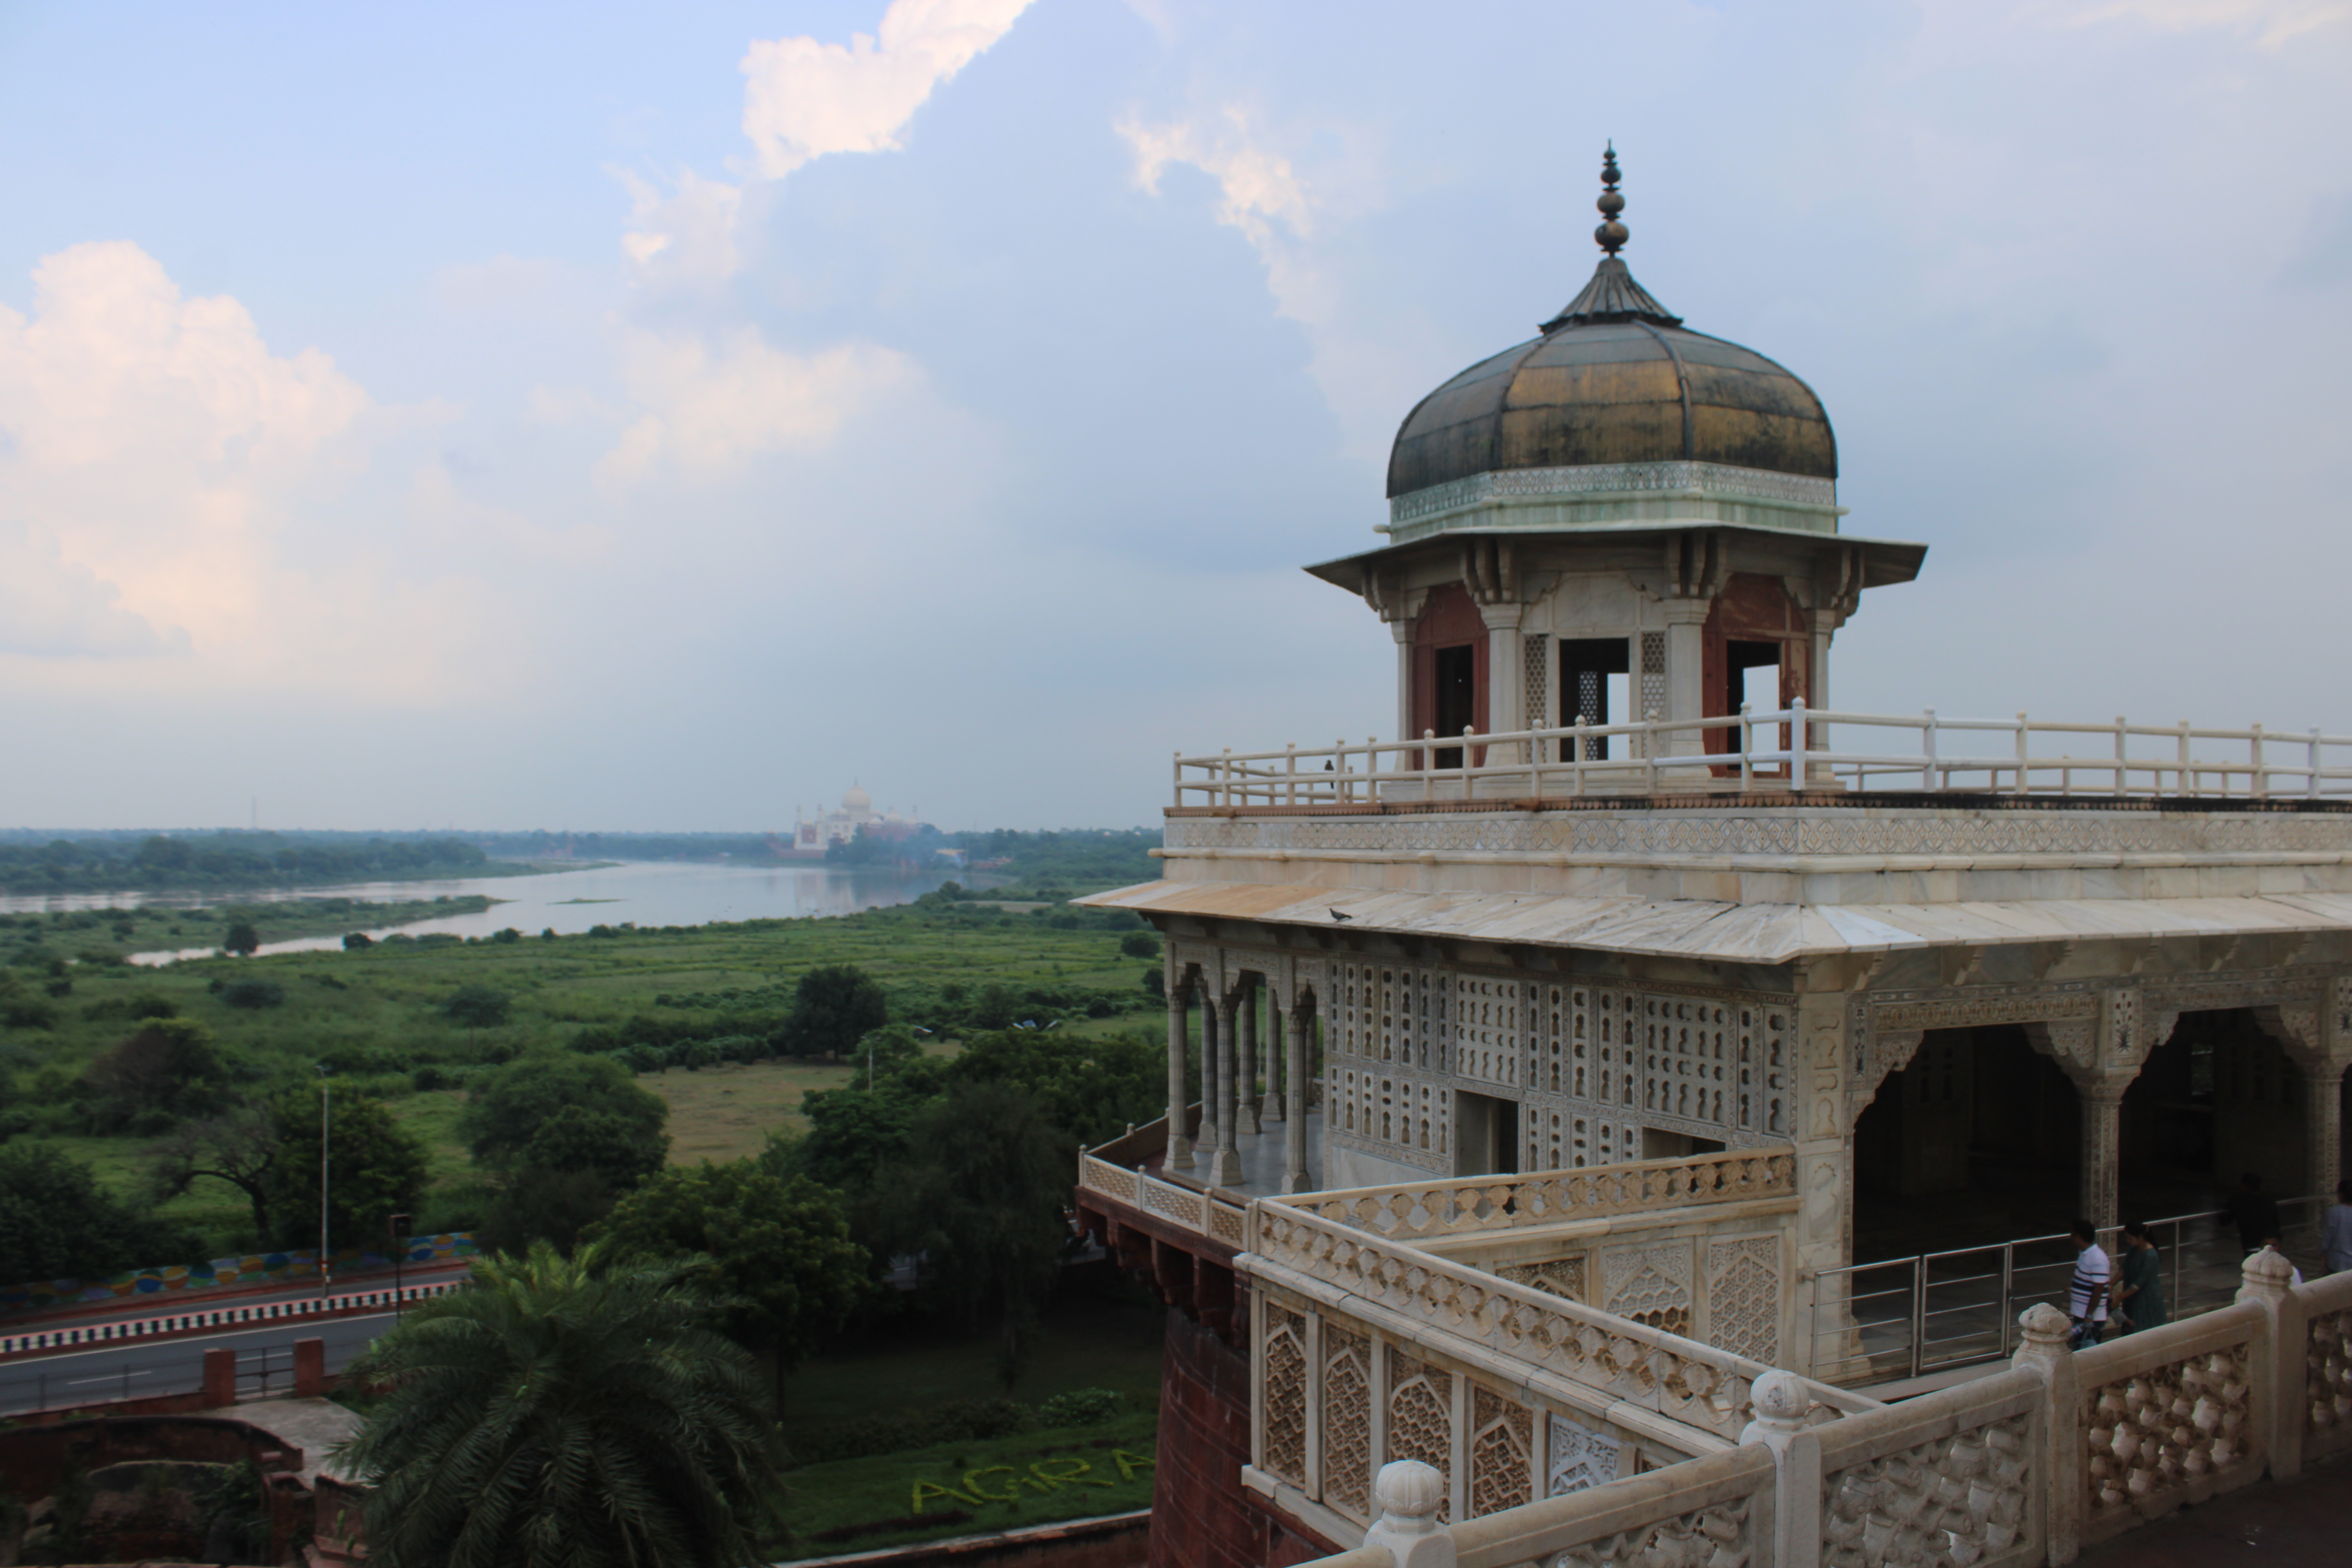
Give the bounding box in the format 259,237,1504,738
1644,710,1659,792
2310,727,2323,800
1285,742,1296,808
2178,720,2193,796
1922,707,1938,791
1910,1252,1926,1379
1173,750,1183,808
1741,1371,1822,1568
2252,721,2267,799
2013,711,2030,795
2013,1303,2079,1566
1339,739,1352,807
1572,716,1587,795
1461,726,1476,799
1220,748,1233,809
2114,715,2127,794
2238,1247,2302,1482
1790,699,1808,790
1739,702,1753,790
1361,1461,1455,1568
1423,730,1435,801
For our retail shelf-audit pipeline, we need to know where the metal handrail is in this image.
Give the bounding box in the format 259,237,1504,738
1806,1197,2326,1386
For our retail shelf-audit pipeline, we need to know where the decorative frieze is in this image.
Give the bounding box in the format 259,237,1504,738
1387,459,1837,526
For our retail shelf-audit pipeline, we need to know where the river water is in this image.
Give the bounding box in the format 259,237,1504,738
0,861,961,964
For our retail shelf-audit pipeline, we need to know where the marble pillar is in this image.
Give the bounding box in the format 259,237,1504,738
1482,603,1524,765
1198,992,1219,1164
1166,987,1194,1170
1283,1007,1311,1193
2079,1082,2128,1227
1263,983,1285,1124
1240,981,1263,1136
2305,1060,2345,1201
1209,996,1244,1188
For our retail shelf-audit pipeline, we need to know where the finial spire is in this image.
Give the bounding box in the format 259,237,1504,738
1539,141,1682,333
1595,141,1628,256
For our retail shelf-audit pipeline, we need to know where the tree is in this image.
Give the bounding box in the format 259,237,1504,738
333,1243,784,1568
441,985,510,1029
1119,930,1160,959
222,919,261,956
586,1162,869,1412
865,1083,1071,1389
78,1018,233,1133
785,964,887,1060
149,1103,280,1240
0,1142,200,1280
947,1027,1163,1148
476,1167,616,1257
265,1084,431,1252
457,1053,668,1169
521,1104,668,1189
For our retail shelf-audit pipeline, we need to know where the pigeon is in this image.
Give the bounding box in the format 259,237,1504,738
1329,908,1354,922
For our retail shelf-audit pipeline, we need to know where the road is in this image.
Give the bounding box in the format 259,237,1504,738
15,1261,470,1331
0,1309,397,1417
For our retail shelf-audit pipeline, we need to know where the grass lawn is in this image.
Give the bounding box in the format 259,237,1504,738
644,1058,857,1164
782,1276,1166,1446
772,1408,1158,1557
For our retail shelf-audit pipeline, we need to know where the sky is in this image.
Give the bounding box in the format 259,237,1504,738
0,0,2347,833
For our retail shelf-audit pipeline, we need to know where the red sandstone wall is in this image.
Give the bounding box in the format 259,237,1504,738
1149,1306,1259,1568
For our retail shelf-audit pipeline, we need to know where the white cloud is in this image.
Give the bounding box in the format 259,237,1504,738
594,327,915,488
617,167,744,289
2033,0,2350,45
0,522,186,658
740,0,1036,179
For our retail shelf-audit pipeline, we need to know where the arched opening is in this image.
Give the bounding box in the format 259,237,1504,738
1852,1025,2080,1261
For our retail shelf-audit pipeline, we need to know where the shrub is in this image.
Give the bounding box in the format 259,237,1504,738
1118,931,1160,959
788,1398,1038,1466
220,979,287,1010
1037,1388,1125,1426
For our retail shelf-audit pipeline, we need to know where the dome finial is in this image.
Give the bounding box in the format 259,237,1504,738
1595,141,1629,256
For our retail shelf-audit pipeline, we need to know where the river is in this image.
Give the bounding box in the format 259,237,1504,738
0,861,963,964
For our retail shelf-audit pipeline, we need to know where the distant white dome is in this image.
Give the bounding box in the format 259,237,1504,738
842,784,873,813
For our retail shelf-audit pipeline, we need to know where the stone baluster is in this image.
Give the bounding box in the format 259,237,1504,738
1283,1007,1311,1194
2237,1245,2305,1483
1361,1461,1454,1568
1166,982,1194,1171
1240,980,1263,1136
1209,995,1244,1187
2011,1302,2081,1566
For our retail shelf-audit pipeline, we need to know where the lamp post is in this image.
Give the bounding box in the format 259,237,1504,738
316,1065,332,1305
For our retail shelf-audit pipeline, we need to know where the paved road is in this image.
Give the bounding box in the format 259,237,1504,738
13,1261,469,1331
0,1309,396,1416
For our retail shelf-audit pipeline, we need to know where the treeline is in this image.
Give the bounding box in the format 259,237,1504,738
0,832,494,894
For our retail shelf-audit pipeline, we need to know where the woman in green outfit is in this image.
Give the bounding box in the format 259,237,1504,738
2115,1220,2166,1334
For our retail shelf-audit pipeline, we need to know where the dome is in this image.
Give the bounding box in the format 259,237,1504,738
842,784,872,813
1386,151,1835,501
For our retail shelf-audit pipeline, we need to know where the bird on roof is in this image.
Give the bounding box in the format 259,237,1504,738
1329,909,1354,922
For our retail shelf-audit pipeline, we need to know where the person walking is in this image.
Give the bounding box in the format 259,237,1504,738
2225,1172,2280,1256
2324,1180,2352,1276
2067,1218,2111,1350
2113,1221,2165,1334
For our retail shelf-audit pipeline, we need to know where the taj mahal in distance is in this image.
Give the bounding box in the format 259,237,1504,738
1071,147,2352,1568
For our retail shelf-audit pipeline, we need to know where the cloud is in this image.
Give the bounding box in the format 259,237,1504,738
617,167,744,289
594,327,915,488
0,522,186,657
741,0,1037,179
2032,0,2350,45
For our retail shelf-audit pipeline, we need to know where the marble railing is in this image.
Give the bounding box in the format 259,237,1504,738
1276,1149,1793,1241
1176,704,2352,806
1076,1152,1250,1250
1298,1249,2342,1568
1249,1200,1864,1446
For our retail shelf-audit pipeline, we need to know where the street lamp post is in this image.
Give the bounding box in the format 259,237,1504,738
316,1066,332,1305
388,1211,411,1316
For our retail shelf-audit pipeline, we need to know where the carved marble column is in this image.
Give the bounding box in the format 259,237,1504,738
1481,602,1525,765
1198,990,1219,1165
2304,1060,2345,1201
1209,995,1244,1188
1283,1007,1311,1193
1392,619,1415,764
1661,601,1709,759
1263,983,1285,1125
1166,985,1194,1171
1239,980,1263,1136
2079,1081,2128,1227
1790,991,1857,1379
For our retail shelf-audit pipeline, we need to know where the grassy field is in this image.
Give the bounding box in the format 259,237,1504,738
773,1409,1158,1555
5,894,1167,1249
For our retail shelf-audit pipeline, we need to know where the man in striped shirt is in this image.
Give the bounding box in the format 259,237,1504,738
2069,1218,2111,1350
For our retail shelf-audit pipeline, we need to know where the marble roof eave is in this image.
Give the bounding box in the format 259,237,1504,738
1302,519,1928,594
1075,879,2352,965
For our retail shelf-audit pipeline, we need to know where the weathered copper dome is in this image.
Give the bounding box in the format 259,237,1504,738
1385,149,1836,500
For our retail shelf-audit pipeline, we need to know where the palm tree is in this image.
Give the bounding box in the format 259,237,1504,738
332,1241,784,1568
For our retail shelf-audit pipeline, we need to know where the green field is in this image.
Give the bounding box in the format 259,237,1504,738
2,889,1168,1250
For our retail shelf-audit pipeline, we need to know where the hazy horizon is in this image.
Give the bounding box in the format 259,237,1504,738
4,1,2347,831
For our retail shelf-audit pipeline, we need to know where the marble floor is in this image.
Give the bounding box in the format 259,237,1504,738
1152,1108,1327,1200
